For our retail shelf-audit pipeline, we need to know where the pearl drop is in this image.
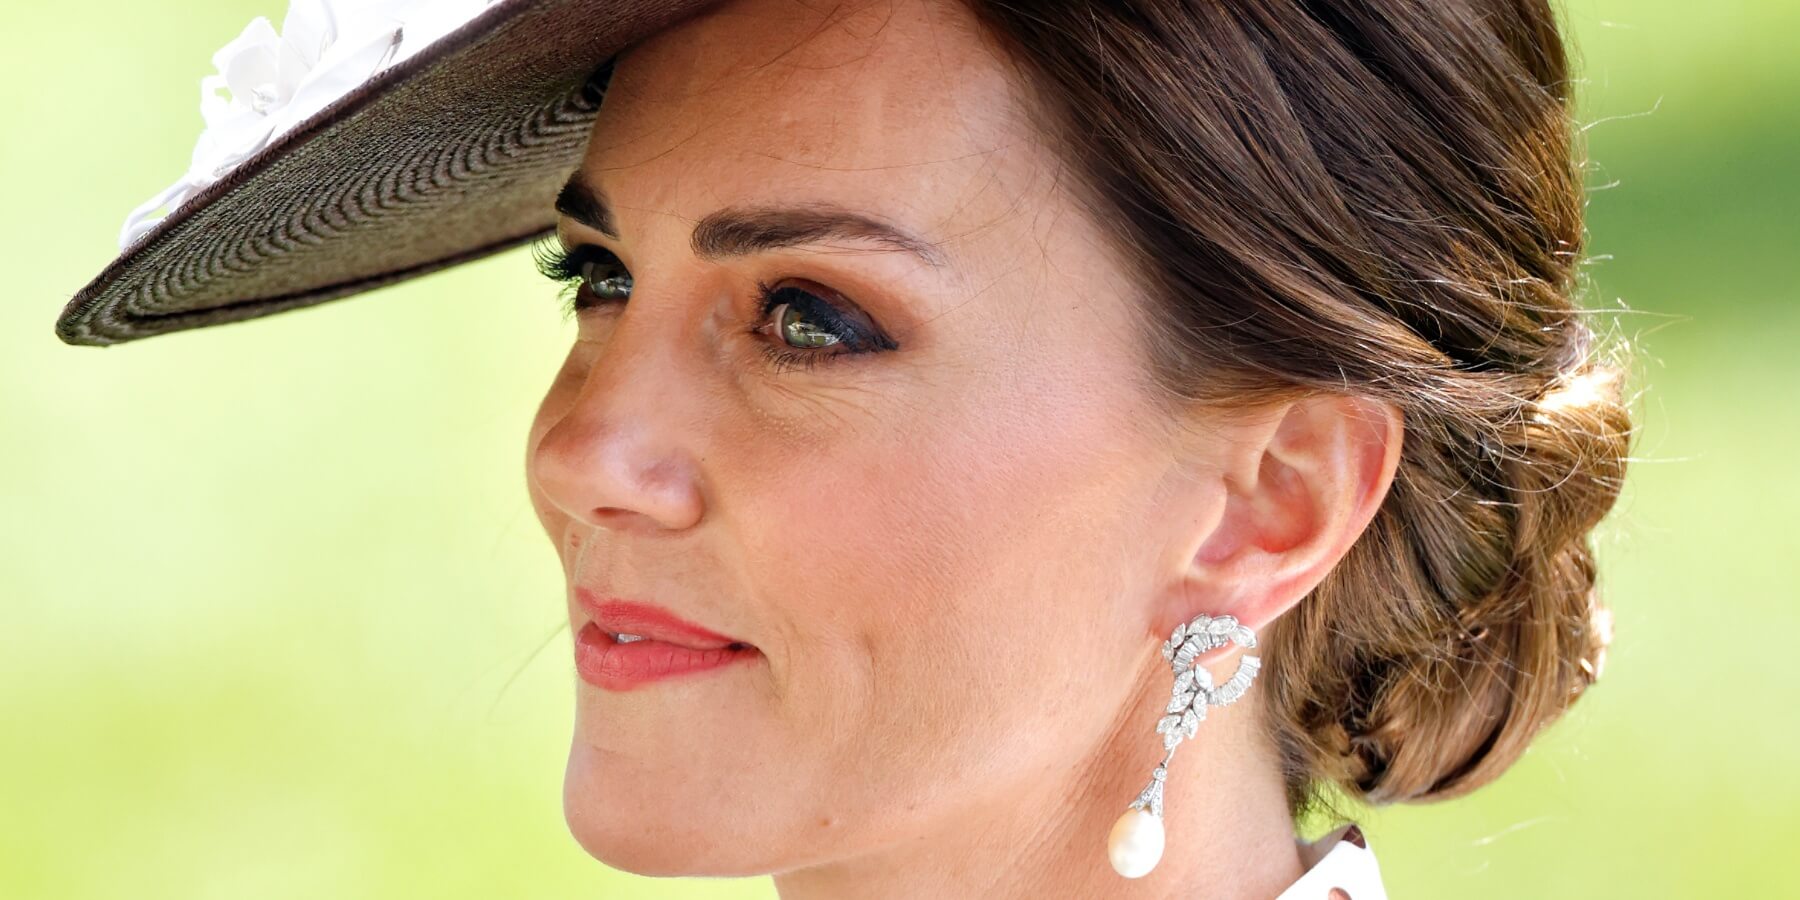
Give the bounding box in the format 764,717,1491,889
1107,807,1165,878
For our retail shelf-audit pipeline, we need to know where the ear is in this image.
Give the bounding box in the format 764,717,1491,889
1176,393,1403,642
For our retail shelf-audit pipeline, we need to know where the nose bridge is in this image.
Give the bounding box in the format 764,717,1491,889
534,292,707,534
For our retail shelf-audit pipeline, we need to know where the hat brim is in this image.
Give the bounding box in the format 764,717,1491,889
55,0,718,347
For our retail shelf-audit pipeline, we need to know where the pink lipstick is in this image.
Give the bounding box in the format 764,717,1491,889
573,588,758,691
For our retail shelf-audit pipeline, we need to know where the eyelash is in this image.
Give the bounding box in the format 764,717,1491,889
531,238,893,374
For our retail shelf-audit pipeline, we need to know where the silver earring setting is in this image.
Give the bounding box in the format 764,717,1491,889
1106,613,1261,878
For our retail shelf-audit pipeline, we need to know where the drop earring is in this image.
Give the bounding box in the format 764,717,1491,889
1106,613,1261,879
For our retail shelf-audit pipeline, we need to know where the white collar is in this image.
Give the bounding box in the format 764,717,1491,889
1274,823,1390,900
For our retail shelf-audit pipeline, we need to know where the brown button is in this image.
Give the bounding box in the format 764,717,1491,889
1328,889,1352,900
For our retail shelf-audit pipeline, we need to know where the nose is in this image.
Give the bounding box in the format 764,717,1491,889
529,308,707,536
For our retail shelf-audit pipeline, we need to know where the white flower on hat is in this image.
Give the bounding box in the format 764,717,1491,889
119,0,499,250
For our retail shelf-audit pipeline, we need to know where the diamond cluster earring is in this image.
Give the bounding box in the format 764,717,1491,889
1106,613,1261,879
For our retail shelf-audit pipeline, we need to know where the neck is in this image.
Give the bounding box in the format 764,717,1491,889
771,657,1306,900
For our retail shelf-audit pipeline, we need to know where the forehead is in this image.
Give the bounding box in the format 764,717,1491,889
577,0,1048,260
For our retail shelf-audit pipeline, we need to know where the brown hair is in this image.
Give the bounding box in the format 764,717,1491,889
965,0,1632,818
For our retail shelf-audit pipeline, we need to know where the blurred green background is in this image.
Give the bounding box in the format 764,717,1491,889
3,1,1793,897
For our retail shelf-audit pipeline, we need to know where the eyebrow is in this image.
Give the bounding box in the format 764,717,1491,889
554,171,947,269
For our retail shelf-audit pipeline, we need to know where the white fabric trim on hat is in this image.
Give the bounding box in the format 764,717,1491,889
119,0,500,251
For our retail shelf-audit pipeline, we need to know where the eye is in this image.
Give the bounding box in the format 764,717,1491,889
581,257,633,301
751,279,898,374
533,240,630,320
531,238,899,372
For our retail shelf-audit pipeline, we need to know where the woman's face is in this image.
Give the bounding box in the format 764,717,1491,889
525,0,1235,876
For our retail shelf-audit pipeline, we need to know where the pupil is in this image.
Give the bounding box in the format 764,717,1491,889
780,304,840,349
582,260,632,299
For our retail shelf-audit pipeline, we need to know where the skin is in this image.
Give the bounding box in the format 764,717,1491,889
523,1,1403,897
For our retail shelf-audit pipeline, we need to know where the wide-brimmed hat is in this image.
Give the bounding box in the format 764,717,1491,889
54,0,717,347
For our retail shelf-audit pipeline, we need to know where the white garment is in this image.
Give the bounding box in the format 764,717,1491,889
1274,823,1390,899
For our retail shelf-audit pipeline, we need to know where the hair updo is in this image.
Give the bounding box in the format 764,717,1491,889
966,0,1632,815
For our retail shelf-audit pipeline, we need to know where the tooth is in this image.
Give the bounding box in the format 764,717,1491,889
616,633,645,643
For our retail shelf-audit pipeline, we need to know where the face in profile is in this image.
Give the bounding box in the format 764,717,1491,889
525,0,1257,880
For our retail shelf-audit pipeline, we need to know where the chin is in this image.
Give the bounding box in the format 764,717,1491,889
562,740,764,877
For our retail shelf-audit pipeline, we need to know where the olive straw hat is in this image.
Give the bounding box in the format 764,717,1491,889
54,0,720,347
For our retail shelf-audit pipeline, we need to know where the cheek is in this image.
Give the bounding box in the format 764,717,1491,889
733,366,1160,796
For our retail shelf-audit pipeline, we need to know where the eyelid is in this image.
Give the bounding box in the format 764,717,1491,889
763,278,862,325
558,235,625,268
565,243,629,286
539,235,903,355
758,278,898,354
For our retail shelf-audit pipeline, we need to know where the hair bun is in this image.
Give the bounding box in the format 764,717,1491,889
1269,326,1634,810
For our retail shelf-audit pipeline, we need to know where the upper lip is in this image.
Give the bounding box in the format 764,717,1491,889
575,587,752,651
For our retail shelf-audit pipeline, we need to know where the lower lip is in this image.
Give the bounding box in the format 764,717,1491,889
574,621,758,691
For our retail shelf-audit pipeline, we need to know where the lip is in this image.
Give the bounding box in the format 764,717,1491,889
574,623,759,691
574,587,752,649
572,587,758,691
